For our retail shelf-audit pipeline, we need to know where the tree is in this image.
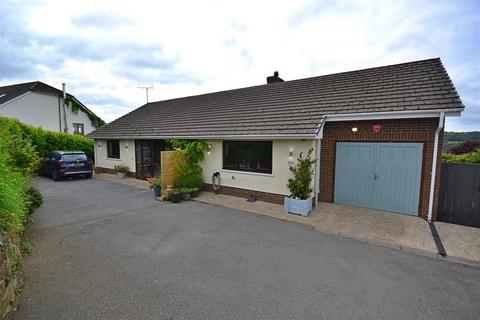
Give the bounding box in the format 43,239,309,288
448,140,480,155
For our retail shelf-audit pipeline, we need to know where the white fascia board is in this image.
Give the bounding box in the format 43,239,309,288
88,134,316,140
324,109,463,122
0,91,31,108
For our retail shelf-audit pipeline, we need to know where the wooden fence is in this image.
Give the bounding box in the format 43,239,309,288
437,163,480,227
160,150,176,197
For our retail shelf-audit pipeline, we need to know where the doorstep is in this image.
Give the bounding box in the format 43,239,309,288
193,192,480,266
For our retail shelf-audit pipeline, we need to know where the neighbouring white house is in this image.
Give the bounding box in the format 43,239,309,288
0,81,104,135
87,58,465,221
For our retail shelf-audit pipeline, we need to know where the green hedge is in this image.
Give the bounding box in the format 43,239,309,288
442,149,480,164
0,119,41,234
0,117,94,159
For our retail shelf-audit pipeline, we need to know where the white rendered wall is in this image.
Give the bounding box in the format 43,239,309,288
200,139,315,196
0,91,97,134
94,139,136,172
0,92,61,131
66,103,96,135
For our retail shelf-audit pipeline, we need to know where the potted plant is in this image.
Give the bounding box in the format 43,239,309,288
189,175,204,196
190,187,200,198
150,176,162,197
284,148,316,217
114,164,129,179
170,188,182,203
180,187,192,200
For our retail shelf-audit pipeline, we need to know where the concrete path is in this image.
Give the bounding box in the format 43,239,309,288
13,176,480,319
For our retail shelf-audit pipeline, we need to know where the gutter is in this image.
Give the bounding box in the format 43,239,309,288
58,96,62,132
85,134,318,140
427,112,445,222
324,108,463,121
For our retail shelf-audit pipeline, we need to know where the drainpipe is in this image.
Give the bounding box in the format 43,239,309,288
62,83,68,133
427,112,445,222
314,117,326,207
57,96,62,132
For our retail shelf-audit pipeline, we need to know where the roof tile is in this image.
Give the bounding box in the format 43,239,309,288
87,58,464,138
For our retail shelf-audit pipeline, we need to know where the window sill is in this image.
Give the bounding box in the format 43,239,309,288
106,157,121,161
220,169,274,177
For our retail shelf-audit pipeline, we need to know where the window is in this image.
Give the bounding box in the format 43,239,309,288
107,140,120,159
73,123,84,135
61,153,87,161
223,141,273,174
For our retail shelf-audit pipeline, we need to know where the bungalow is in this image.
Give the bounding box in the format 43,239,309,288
86,58,464,221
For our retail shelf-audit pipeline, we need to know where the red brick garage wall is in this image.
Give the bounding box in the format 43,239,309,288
319,118,443,220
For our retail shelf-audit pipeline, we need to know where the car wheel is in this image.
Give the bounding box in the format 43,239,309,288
86,172,92,179
52,170,61,181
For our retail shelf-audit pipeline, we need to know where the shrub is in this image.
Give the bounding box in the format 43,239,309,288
0,117,40,175
0,126,29,233
188,175,204,189
175,174,204,189
24,186,43,215
448,140,480,155
21,240,33,253
286,149,316,200
114,164,129,173
168,140,208,176
0,153,28,233
443,148,480,164
174,175,189,188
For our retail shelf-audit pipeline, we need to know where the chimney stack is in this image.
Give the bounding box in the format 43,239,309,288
266,71,284,84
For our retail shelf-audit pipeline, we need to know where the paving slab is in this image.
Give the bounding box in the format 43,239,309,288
435,222,480,265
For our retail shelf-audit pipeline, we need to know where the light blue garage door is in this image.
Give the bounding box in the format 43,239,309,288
334,142,423,215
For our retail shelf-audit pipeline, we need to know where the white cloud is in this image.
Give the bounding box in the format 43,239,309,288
1,0,478,131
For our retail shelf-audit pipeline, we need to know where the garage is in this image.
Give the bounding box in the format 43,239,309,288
334,142,423,216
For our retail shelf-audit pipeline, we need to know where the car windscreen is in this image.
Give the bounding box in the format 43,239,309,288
61,154,87,161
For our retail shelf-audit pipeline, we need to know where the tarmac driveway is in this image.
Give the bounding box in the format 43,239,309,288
12,177,480,320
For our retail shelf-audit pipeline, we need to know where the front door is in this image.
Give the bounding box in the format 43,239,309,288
135,140,163,179
334,142,423,215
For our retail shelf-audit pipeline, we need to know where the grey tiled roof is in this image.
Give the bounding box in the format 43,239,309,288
87,58,464,139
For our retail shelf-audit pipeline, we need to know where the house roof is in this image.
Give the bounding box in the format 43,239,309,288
0,81,100,119
86,58,464,139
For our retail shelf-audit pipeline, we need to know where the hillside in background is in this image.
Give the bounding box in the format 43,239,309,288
444,131,480,151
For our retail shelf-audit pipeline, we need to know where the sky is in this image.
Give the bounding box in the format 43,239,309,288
1,0,479,131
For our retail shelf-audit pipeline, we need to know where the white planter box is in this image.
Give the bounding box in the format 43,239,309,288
117,172,125,179
283,197,312,217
